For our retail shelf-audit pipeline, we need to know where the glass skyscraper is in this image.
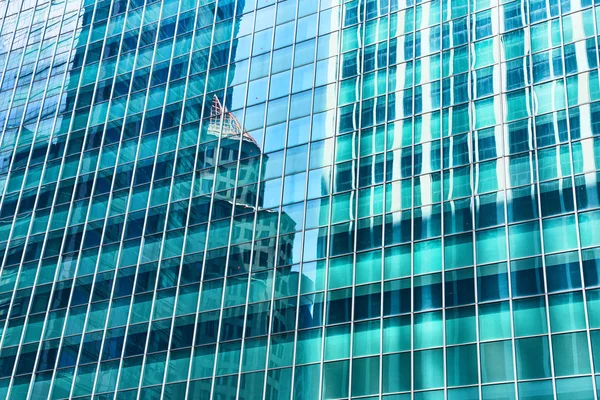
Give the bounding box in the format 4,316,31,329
2,0,600,398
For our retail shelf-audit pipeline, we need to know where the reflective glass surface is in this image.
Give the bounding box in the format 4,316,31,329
0,0,600,398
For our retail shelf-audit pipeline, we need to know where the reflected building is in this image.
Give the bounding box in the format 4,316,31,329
2,0,600,399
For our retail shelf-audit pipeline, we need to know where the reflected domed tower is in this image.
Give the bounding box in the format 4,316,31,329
198,95,297,279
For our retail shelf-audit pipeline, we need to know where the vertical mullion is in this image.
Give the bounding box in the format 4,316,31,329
0,0,71,379
0,0,36,167
0,0,68,351
0,0,77,395
529,2,558,398
178,0,223,396
555,1,599,399
378,1,391,398
156,0,212,398
1,0,102,396
195,0,253,397
495,0,529,399
66,1,166,398
348,0,368,396
257,0,298,397
123,0,192,396
288,0,323,397
316,2,343,399
409,0,416,397
464,0,485,398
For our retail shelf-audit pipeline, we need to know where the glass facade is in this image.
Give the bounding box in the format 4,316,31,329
1,0,600,398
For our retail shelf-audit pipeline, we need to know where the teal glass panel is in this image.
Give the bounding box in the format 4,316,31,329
476,227,507,264
508,221,542,258
414,349,444,390
448,387,479,400
480,340,514,383
445,306,476,345
513,296,548,337
382,352,411,393
351,356,380,396
482,383,516,400
384,244,411,279
383,315,411,353
446,344,478,386
414,239,442,274
542,215,578,253
552,332,591,376
323,360,349,399
518,380,554,400
414,311,443,349
325,324,351,361
294,364,320,400
548,292,586,333
479,301,512,340
556,376,594,400
353,320,380,356
516,336,552,379
296,328,322,365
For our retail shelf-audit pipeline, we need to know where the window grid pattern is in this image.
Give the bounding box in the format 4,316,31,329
0,0,599,399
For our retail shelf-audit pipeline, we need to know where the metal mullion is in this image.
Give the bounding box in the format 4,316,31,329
8,10,109,400
205,4,270,399
60,5,168,397
0,8,55,202
62,2,171,393
463,0,484,397
555,1,599,398
502,1,543,398
80,3,188,400
156,2,215,398
231,5,277,400
0,0,36,168
0,3,78,394
57,2,161,396
206,117,243,396
0,0,74,377
177,1,226,396
0,3,76,349
228,216,258,396
0,2,56,271
229,110,257,396
203,9,277,400
287,0,322,396
378,4,392,398
429,1,447,398
0,0,98,396
24,1,148,397
231,117,265,397
81,1,185,398
0,0,65,352
406,2,417,398
522,4,558,399
315,3,343,399
347,0,368,396
120,1,191,397
590,1,600,76
256,1,300,397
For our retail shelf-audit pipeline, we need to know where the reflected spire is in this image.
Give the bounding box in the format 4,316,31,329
209,94,259,148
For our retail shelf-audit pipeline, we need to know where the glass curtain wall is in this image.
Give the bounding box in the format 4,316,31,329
0,0,599,399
